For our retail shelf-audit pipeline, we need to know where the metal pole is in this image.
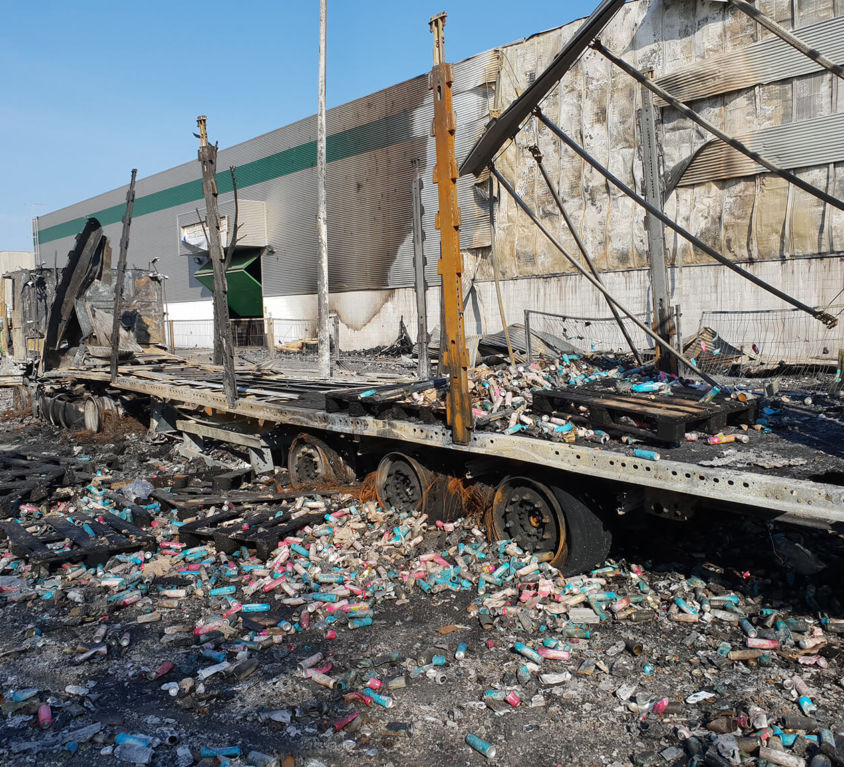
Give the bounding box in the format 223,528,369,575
491,164,721,387
636,81,674,373
725,0,844,81
316,0,331,379
673,305,684,375
527,145,642,365
266,317,275,358
488,175,515,367
524,309,532,363
534,109,838,328
410,161,430,379
110,168,137,383
592,41,844,212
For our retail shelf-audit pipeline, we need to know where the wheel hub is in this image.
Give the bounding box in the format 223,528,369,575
500,486,557,554
294,447,322,483
383,463,423,512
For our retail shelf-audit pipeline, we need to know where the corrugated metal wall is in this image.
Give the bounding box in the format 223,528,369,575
35,0,842,319
35,50,497,305
485,0,843,281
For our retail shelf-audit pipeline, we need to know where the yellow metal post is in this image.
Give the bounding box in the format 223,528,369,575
429,12,472,445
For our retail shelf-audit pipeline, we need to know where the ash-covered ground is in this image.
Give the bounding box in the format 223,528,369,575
0,399,842,767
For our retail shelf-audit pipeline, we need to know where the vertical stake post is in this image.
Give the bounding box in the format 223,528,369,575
429,12,472,444
638,80,675,373
110,168,137,383
411,160,430,379
196,115,237,407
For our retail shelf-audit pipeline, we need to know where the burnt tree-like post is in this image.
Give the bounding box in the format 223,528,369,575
109,168,137,383
196,115,237,407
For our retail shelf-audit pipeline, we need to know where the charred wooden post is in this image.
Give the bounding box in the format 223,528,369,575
109,169,137,383
429,12,472,445
636,79,675,374
196,115,237,408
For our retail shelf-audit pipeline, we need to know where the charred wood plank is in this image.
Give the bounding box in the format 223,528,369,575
0,521,54,559
43,515,99,550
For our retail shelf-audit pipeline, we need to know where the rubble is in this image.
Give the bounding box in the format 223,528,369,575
383,355,844,486
0,404,842,766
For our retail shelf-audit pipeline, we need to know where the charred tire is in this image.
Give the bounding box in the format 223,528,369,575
375,453,434,515
83,396,104,433
490,477,610,575
548,486,611,576
288,433,355,488
56,395,85,429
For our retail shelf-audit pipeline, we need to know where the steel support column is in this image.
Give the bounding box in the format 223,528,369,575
429,12,471,444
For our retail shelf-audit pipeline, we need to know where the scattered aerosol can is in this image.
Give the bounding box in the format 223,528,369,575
514,642,542,663
465,733,496,759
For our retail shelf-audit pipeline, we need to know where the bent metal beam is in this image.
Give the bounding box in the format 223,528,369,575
533,109,838,329
459,0,625,177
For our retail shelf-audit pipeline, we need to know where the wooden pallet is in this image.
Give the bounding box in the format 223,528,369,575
0,451,89,517
178,506,326,559
152,488,294,520
324,379,446,422
532,386,757,444
0,511,155,568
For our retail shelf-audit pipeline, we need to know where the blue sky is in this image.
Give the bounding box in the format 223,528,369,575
0,1,595,251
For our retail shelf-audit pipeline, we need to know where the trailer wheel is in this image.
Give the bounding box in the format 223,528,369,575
12,386,31,413
375,453,433,514
491,477,567,566
490,477,610,575
83,396,104,433
288,433,355,487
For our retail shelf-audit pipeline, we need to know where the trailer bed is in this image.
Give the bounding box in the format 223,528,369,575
40,362,844,529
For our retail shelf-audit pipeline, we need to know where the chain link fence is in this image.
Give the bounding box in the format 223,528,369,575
523,306,843,392
689,306,843,390
166,318,315,351
524,309,653,359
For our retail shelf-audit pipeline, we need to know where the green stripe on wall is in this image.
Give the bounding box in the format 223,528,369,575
38,112,407,245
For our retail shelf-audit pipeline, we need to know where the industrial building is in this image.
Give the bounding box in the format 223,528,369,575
33,0,843,357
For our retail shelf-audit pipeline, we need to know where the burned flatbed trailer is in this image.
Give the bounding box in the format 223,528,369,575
22,1,844,574
37,362,844,574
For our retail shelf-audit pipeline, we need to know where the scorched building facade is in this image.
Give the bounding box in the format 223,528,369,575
34,0,844,355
